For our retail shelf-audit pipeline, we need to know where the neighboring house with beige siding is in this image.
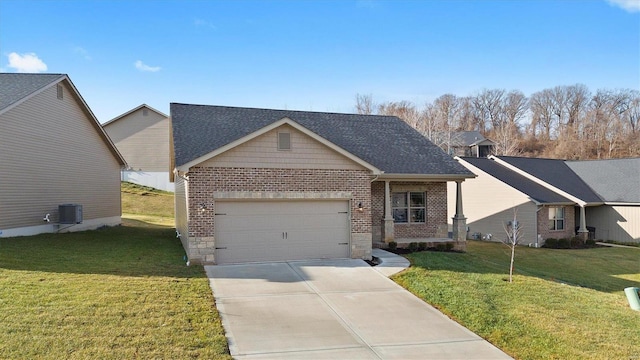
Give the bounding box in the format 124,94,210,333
0,73,126,237
102,104,173,191
171,103,476,265
448,157,576,247
450,156,639,245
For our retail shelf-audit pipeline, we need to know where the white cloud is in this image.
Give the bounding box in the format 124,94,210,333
194,18,217,29
7,52,48,73
134,60,161,72
73,46,92,60
606,0,640,12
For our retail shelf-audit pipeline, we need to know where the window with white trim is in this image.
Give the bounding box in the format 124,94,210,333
392,192,426,223
549,206,565,230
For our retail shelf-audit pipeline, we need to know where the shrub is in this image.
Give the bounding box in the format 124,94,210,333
408,242,419,252
445,242,454,251
570,237,584,248
435,243,447,252
417,242,427,251
585,239,596,246
388,241,397,251
544,238,558,248
557,238,571,249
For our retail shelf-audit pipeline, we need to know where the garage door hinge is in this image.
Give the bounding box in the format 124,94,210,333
338,242,348,245
215,247,227,249
338,211,348,214
214,213,226,215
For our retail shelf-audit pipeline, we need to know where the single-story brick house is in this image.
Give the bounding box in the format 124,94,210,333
170,103,475,265
448,156,609,246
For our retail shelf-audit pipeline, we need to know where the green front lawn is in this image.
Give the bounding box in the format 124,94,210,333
393,241,640,360
0,186,231,359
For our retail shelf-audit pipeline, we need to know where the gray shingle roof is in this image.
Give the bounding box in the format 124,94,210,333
171,103,474,176
497,156,602,203
456,131,495,146
461,157,573,204
566,158,640,203
0,73,66,111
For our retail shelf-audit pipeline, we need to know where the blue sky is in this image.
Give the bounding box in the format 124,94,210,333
1,0,638,122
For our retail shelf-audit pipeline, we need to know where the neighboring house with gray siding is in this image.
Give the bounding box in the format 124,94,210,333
171,103,475,265
103,104,173,192
566,158,640,243
450,155,638,245
0,73,126,237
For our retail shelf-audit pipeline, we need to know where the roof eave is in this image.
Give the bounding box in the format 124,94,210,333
102,103,168,126
377,173,476,182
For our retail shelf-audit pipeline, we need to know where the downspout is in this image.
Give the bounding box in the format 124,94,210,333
535,205,543,248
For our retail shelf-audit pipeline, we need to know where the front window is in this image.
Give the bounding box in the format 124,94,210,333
392,192,426,223
549,207,565,230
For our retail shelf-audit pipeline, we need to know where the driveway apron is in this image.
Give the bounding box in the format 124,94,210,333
206,258,512,359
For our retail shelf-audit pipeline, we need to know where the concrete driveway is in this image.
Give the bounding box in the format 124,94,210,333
205,255,512,359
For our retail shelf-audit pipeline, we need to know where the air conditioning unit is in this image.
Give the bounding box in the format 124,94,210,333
59,204,83,224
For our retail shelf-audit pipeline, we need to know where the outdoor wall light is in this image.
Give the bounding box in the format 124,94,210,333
199,203,207,212
357,202,364,212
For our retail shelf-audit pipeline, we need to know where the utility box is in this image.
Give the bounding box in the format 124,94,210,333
624,287,640,311
59,204,83,224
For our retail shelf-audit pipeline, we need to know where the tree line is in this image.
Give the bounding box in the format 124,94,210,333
355,85,640,159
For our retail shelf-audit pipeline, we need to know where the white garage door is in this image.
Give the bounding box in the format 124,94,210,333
214,200,350,264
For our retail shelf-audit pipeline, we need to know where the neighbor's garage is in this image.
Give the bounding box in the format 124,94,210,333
214,200,350,264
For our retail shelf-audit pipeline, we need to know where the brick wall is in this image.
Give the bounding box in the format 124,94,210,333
371,181,385,242
537,205,576,240
393,182,448,239
370,181,449,240
185,167,372,263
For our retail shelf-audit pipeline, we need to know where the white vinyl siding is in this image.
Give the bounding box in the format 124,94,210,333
103,109,169,172
0,81,122,231
586,205,640,243
199,124,365,170
447,161,539,246
214,201,350,264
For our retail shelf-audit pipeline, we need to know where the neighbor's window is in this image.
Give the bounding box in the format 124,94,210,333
277,132,291,150
392,192,426,223
549,206,565,230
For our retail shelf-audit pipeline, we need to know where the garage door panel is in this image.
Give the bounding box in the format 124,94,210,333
215,201,350,264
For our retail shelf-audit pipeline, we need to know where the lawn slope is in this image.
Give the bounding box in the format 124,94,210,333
0,183,231,359
393,241,640,360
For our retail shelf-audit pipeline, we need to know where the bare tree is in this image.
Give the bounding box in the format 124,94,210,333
473,89,505,132
530,89,556,140
503,208,524,283
355,93,375,115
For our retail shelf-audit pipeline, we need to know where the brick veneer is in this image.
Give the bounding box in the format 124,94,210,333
371,181,449,241
537,205,576,241
186,167,372,264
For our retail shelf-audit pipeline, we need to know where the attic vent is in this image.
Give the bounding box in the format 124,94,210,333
278,132,291,150
56,84,63,100
59,204,83,224
142,109,149,116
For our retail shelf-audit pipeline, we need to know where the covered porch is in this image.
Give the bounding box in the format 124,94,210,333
370,176,470,251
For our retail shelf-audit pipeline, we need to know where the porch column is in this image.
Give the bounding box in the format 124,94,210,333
452,180,467,242
383,180,394,243
577,205,588,240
